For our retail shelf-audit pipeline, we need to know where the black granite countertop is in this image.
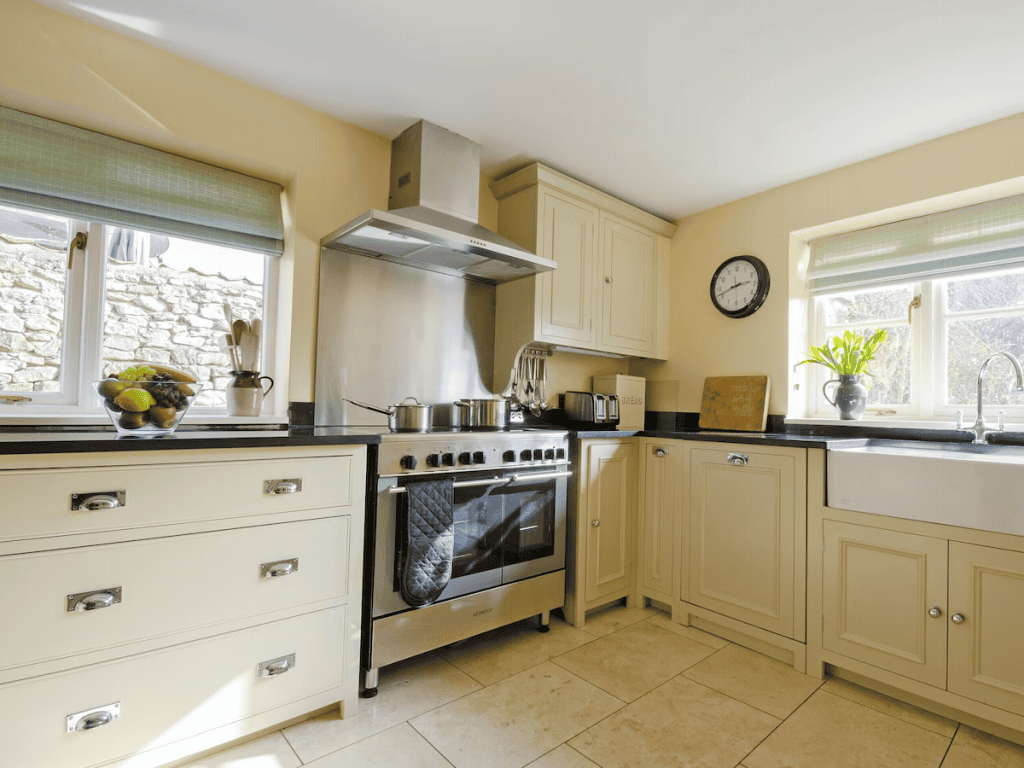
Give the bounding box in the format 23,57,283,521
0,426,385,456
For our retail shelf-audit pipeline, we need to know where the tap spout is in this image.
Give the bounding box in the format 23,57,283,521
961,352,1024,443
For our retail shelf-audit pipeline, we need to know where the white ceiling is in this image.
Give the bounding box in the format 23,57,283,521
35,0,1024,221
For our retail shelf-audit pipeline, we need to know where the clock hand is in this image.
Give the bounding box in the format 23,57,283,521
716,280,751,298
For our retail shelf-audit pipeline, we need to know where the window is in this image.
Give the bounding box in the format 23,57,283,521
808,267,1024,420
0,204,275,416
0,106,284,420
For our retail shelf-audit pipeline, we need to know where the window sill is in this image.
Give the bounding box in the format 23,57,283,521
784,416,1024,432
0,413,287,428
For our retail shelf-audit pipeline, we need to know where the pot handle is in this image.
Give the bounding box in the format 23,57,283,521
822,379,840,407
397,396,423,406
454,400,469,407
344,397,395,416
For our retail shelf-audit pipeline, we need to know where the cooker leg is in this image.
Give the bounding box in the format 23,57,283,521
537,611,551,633
362,667,379,698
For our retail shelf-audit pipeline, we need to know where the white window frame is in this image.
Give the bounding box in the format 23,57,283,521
806,267,1024,423
1,216,282,423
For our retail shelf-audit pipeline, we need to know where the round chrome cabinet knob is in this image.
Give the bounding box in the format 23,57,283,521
928,607,942,618
951,613,966,625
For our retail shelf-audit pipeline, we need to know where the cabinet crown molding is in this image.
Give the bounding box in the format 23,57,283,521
490,163,677,239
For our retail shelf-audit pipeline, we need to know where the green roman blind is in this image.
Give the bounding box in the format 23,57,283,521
806,193,1024,292
0,106,284,255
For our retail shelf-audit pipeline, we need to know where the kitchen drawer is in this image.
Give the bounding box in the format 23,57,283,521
0,454,354,544
0,605,346,768
0,516,350,675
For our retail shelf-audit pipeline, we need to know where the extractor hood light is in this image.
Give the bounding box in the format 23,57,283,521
353,225,430,246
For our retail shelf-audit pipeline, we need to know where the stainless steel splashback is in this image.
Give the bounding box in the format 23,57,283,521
314,249,496,426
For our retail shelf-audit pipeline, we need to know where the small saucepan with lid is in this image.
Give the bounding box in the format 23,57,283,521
345,396,433,432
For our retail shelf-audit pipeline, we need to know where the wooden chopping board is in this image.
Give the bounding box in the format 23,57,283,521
699,376,770,432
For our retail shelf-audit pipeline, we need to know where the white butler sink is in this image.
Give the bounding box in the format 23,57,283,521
827,440,1024,537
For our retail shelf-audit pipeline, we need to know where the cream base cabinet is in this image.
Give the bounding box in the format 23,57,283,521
686,444,805,641
490,163,673,378
0,445,366,768
564,439,638,628
948,542,1024,713
636,438,685,606
810,489,1024,741
822,520,949,689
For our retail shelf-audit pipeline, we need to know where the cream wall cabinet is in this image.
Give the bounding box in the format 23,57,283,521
564,438,638,627
635,438,686,606
818,517,1024,719
490,164,673,377
0,445,366,768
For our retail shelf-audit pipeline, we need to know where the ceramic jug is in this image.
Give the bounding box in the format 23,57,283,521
227,371,274,417
823,374,868,420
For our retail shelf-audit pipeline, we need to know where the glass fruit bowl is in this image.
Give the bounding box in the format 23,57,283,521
93,379,203,436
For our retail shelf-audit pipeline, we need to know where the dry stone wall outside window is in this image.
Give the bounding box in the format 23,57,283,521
1,235,262,408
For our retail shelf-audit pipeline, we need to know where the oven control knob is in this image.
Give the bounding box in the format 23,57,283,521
442,453,455,466
425,453,442,468
502,450,516,462
472,451,486,465
544,449,555,460
520,449,532,461
533,449,543,461
459,452,472,465
556,448,566,460
400,455,418,470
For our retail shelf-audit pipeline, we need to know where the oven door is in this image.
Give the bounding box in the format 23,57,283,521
497,469,567,584
372,467,568,619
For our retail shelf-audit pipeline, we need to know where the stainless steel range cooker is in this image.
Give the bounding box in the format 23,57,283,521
362,428,570,697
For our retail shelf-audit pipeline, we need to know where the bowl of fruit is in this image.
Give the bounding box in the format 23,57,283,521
93,364,203,436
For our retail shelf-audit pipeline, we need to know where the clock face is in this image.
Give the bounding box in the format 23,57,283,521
710,255,770,318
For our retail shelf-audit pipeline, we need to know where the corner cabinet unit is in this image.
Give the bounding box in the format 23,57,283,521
808,486,1024,739
564,438,638,627
676,442,809,671
489,164,674,373
0,445,366,768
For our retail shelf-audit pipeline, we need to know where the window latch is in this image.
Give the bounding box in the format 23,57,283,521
67,231,87,269
907,294,922,324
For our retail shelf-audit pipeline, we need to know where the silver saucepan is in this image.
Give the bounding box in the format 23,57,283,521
454,398,512,430
345,397,433,432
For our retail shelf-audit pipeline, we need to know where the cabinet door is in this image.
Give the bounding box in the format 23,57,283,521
538,190,597,345
823,521,947,688
948,542,1024,712
584,441,637,604
599,212,657,355
639,440,683,600
689,447,796,637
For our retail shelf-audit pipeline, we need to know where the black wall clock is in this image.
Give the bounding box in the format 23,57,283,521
710,255,770,318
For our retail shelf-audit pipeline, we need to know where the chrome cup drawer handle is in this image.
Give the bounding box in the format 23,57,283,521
653,448,667,457
257,654,295,678
67,587,122,612
260,559,298,579
264,479,302,495
67,703,119,733
726,453,749,466
71,491,126,511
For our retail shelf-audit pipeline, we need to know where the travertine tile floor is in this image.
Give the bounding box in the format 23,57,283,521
183,605,1024,768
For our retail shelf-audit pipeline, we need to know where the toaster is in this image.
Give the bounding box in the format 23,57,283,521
564,391,620,426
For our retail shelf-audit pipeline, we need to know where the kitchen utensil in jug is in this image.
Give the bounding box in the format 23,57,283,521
227,371,274,417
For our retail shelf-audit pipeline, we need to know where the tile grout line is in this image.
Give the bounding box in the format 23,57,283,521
937,723,962,768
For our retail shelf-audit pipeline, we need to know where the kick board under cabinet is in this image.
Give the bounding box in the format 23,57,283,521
0,444,366,768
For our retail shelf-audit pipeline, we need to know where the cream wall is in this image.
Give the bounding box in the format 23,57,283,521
0,0,391,405
632,113,1024,416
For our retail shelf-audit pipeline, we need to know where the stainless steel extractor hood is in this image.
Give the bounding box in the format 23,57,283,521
321,120,555,284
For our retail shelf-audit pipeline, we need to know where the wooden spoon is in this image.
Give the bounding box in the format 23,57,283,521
232,319,249,346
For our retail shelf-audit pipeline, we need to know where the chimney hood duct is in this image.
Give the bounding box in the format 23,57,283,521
320,120,555,284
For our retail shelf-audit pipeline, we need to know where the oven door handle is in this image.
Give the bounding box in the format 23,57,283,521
386,469,571,495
